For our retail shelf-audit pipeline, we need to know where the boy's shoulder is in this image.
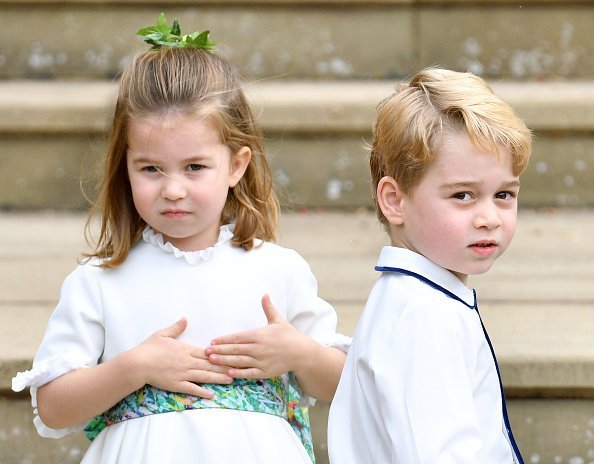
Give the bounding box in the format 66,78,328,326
376,246,475,304
370,246,479,325
373,273,475,326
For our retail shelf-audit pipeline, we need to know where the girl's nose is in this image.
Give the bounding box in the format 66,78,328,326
161,175,187,200
474,202,502,230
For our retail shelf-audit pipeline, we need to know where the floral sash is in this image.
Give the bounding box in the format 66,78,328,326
84,376,314,463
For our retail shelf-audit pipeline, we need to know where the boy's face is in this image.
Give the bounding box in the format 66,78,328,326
396,131,520,283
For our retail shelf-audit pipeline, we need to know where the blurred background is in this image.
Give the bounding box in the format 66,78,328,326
0,1,593,463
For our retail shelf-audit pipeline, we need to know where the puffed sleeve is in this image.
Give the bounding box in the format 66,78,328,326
283,249,351,353
371,300,485,462
11,263,105,438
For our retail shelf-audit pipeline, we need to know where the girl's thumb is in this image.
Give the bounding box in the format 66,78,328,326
160,317,188,338
261,294,281,324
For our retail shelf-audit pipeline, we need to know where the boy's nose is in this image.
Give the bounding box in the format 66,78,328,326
474,202,502,230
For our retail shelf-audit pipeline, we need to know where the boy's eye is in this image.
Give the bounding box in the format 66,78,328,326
188,164,203,172
453,192,472,201
496,191,517,200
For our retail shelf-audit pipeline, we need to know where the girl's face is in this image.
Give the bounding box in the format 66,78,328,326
127,114,250,251
392,131,520,283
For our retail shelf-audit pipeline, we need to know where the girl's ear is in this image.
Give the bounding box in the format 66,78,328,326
228,146,252,187
377,176,405,225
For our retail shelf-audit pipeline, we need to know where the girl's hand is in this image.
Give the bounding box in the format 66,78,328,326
132,318,234,398
206,295,318,379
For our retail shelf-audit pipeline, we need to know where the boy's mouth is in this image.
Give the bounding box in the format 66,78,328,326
468,241,497,256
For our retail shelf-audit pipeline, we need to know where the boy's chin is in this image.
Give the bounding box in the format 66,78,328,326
448,262,496,282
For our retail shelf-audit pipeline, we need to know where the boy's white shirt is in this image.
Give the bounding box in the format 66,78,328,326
328,245,517,464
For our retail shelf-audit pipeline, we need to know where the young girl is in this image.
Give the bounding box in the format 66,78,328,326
12,15,347,464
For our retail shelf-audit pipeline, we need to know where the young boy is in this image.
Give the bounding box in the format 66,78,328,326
328,68,531,463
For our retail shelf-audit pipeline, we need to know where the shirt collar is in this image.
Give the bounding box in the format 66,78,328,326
375,246,476,309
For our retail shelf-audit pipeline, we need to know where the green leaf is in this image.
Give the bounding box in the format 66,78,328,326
171,19,181,37
157,13,168,31
136,13,216,52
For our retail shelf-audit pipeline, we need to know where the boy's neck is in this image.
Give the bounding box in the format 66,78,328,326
387,241,469,285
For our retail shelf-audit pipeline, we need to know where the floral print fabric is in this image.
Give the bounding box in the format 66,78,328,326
84,376,315,463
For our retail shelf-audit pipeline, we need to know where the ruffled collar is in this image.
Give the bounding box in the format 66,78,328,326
142,224,234,265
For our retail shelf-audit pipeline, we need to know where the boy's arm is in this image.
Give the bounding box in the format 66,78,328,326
207,294,346,401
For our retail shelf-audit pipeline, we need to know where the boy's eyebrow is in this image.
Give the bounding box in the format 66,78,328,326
439,179,521,190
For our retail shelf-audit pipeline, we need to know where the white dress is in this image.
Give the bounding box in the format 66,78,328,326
328,246,522,464
13,225,349,464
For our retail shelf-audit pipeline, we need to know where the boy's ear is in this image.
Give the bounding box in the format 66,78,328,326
377,176,405,225
229,146,252,187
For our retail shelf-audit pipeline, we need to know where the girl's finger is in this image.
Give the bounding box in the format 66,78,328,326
211,330,257,346
190,348,205,359
195,359,234,374
178,381,216,399
156,317,188,338
227,367,264,379
261,294,282,324
209,353,256,368
207,343,255,356
189,371,234,385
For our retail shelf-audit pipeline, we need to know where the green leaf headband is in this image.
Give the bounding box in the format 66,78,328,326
137,13,216,52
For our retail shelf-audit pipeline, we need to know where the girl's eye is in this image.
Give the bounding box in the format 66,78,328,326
453,192,472,201
188,164,203,172
143,166,159,173
496,191,517,200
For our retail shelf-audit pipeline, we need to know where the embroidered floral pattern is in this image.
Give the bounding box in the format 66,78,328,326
84,376,315,463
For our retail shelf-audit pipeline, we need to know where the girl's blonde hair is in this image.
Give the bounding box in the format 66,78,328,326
85,48,279,268
370,67,532,228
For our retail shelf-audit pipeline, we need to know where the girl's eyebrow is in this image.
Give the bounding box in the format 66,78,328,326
128,155,156,165
128,154,210,164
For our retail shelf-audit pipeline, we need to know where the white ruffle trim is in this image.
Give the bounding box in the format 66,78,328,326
142,224,234,265
328,333,352,354
12,356,90,438
12,355,89,392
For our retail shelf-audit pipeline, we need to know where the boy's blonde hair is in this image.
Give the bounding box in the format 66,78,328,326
370,67,532,228
86,48,279,268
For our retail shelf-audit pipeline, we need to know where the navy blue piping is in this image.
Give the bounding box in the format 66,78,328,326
476,313,525,464
374,266,477,309
375,265,525,464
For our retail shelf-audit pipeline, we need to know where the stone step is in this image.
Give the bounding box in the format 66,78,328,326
1,210,593,463
1,0,593,81
1,79,593,210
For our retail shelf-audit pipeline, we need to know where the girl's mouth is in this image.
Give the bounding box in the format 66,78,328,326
163,210,189,219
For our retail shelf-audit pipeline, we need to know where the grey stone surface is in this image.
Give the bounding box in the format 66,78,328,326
2,209,594,390
419,5,594,79
0,134,103,210
310,399,594,464
1,2,593,80
1,209,593,463
0,5,413,80
3,395,594,464
1,80,593,209
3,80,594,133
